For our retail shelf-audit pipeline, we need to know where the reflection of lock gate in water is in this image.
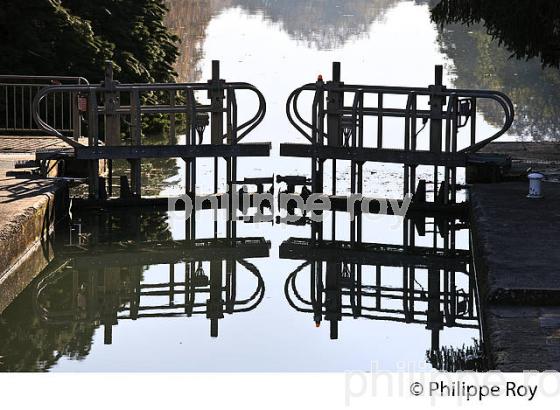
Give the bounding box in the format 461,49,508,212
280,212,481,369
32,235,270,343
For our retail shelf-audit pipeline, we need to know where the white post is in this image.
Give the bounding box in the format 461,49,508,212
527,172,544,199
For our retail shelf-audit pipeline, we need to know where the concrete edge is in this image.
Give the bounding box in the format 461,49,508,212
0,182,68,314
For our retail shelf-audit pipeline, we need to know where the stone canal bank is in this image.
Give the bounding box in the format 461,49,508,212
471,181,560,371
0,154,68,313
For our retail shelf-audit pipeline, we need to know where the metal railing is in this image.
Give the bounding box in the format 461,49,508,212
0,75,88,137
286,67,514,153
30,61,270,202
281,63,515,205
32,62,266,149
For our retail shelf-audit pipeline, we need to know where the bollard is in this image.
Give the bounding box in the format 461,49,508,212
527,172,544,199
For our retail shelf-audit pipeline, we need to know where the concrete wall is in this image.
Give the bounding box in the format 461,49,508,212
0,182,68,313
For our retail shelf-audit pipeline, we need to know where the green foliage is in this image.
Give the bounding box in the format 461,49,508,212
431,0,560,68
0,0,180,134
0,0,179,83
0,0,112,76
432,2,560,141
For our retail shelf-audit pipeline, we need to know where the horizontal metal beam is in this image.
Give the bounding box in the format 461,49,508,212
327,196,468,217
72,193,266,211
280,143,468,166
64,237,271,268
280,238,469,271
75,143,271,160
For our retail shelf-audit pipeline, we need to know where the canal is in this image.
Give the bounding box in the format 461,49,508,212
0,0,558,372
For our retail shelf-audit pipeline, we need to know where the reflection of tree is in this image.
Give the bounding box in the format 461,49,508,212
165,0,399,58
73,209,173,244
431,0,560,68
164,0,231,82
435,22,560,141
110,153,180,197
427,339,487,372
0,211,172,372
0,277,95,372
229,0,398,50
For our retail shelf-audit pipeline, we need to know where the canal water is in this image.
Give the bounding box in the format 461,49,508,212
0,0,557,372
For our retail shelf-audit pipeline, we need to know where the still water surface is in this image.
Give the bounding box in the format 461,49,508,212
1,0,555,372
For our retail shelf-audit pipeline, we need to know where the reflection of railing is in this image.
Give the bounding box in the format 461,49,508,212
33,255,266,342
284,260,477,328
129,259,264,318
0,75,88,137
280,211,480,359
60,237,270,268
33,220,270,342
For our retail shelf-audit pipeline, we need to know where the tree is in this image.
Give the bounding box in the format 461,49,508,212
0,0,178,83
431,0,560,68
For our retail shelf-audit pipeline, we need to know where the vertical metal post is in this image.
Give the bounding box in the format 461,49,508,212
104,62,121,146
185,89,196,240
410,95,417,194
130,90,142,197
87,91,99,199
327,62,343,147
427,267,443,352
429,65,444,152
375,266,381,308
169,90,176,143
311,76,325,244
208,260,224,338
226,89,234,238
209,62,224,143
104,62,121,198
102,267,120,345
169,263,175,305
209,61,224,236
328,62,343,241
429,65,445,203
325,262,341,339
470,98,477,146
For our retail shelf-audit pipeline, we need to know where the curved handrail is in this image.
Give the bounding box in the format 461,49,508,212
286,82,515,154
226,82,267,142
33,256,265,325
283,262,478,328
229,259,266,313
33,80,267,147
33,84,93,147
284,262,315,313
